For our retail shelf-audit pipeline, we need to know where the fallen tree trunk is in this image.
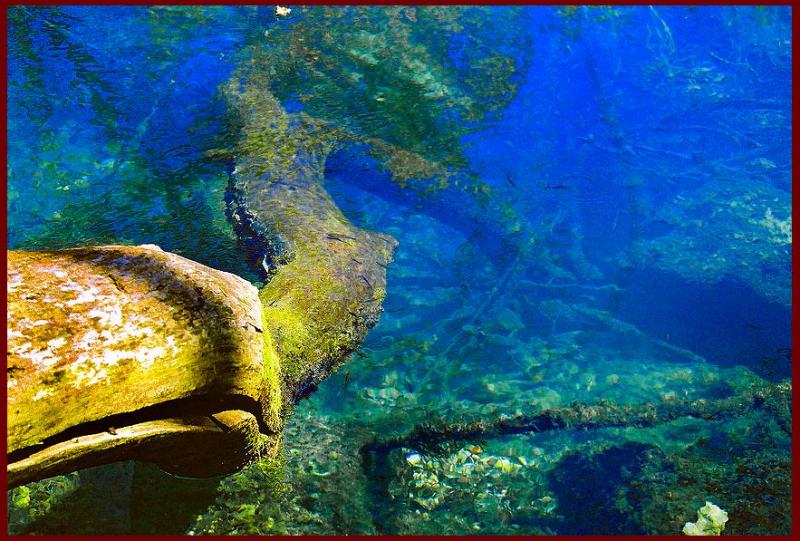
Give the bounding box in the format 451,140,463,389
7,81,397,487
6,245,281,488
223,75,398,408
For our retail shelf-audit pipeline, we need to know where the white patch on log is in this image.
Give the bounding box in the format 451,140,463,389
32,389,52,401
7,272,23,293
16,342,61,371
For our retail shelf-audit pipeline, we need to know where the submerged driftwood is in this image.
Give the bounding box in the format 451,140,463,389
8,69,396,489
361,382,793,457
8,208,394,488
7,145,396,489
7,245,277,488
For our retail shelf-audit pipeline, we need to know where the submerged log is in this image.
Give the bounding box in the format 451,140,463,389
361,382,793,457
7,245,281,487
228,152,397,407
8,199,395,488
7,71,397,490
223,76,398,407
8,200,395,488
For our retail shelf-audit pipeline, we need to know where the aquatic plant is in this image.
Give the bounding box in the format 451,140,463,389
7,473,80,534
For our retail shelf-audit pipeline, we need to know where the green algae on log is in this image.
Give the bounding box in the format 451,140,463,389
7,148,396,488
228,153,397,407
224,76,398,408
7,245,281,487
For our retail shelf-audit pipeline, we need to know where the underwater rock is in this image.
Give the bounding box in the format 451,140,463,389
626,433,791,536
630,179,791,307
548,442,656,534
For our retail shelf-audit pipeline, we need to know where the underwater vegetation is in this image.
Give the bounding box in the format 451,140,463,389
6,4,793,537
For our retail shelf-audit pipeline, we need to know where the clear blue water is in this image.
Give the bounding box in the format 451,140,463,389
6,5,792,535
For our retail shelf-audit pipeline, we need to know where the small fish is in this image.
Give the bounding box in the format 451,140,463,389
542,183,571,191
746,323,767,331
326,233,355,243
529,161,549,174
505,173,517,188
107,427,117,436
247,322,264,334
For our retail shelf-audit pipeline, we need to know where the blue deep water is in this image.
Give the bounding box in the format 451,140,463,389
6,5,792,536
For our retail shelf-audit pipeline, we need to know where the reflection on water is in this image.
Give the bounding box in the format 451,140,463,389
6,5,792,536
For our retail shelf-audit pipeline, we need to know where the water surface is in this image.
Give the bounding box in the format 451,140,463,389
7,5,792,535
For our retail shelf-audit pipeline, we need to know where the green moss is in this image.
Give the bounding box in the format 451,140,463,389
7,247,270,452
260,260,370,399
224,6,530,199
260,315,284,432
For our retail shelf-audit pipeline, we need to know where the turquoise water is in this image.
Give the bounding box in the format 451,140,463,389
6,6,792,535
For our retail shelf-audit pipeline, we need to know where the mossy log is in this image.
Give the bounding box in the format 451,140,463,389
8,70,396,489
223,76,398,407
228,151,397,407
7,245,281,488
8,156,396,488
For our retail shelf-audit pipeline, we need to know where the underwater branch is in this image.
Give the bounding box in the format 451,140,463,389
361,382,792,457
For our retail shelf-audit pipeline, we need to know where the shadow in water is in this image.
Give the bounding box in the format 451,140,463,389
546,442,655,535
19,462,221,535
